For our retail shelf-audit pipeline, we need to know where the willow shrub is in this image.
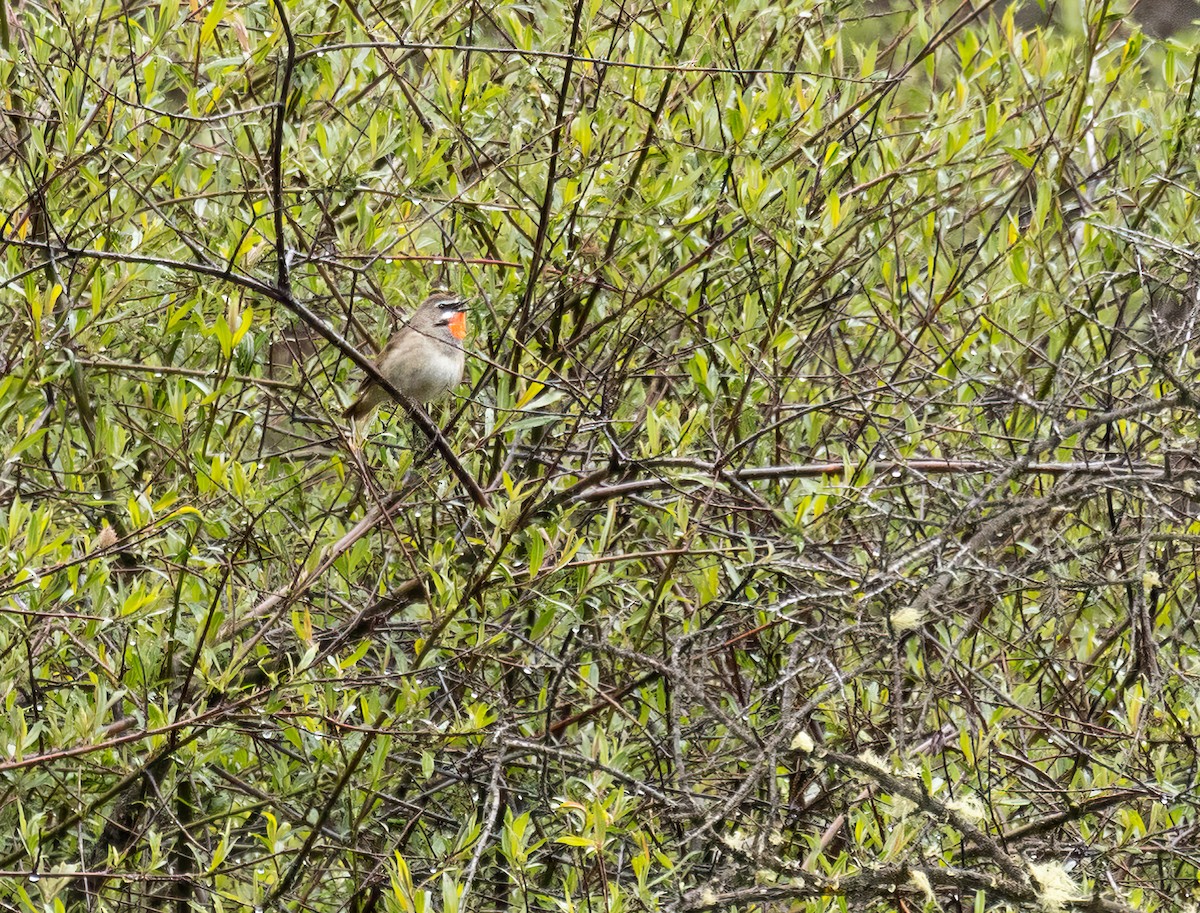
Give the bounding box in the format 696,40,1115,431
1,0,1199,909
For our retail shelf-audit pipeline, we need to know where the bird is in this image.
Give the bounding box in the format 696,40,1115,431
342,292,469,423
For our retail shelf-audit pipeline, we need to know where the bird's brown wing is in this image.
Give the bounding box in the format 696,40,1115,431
352,332,404,393
343,332,416,419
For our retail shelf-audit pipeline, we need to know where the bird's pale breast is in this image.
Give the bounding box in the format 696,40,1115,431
390,343,464,403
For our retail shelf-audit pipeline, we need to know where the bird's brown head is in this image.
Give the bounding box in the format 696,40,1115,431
417,293,468,341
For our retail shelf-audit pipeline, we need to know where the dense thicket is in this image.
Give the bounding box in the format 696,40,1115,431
2,0,1200,909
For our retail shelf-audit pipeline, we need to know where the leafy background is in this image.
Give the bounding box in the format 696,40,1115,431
2,0,1200,909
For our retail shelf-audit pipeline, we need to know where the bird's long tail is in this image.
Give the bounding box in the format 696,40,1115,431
343,393,372,421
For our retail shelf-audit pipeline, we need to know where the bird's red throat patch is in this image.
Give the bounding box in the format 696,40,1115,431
449,311,467,340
